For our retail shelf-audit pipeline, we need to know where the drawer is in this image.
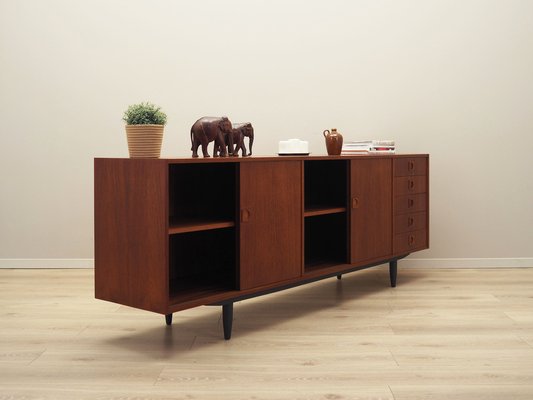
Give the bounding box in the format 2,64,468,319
394,157,428,177
394,176,427,196
394,211,427,234
394,229,428,254
394,193,427,215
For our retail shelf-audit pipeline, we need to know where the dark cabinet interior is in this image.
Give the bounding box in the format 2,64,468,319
304,160,348,213
169,228,236,304
303,160,348,272
168,163,237,303
304,213,348,272
168,163,236,232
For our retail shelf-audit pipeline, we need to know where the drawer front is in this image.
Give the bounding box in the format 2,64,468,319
394,229,428,254
394,193,427,215
394,211,427,234
394,157,428,177
394,176,427,196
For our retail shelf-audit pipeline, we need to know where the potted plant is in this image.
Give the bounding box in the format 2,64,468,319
123,102,167,158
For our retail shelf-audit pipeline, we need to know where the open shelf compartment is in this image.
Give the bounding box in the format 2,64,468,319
304,160,348,213
169,225,236,304
169,163,237,233
304,212,348,272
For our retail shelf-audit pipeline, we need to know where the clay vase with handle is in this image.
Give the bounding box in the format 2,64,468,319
323,128,343,155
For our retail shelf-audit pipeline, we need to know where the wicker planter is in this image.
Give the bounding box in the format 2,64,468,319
125,124,164,158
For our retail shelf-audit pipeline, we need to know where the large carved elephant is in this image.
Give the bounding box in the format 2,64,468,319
215,122,254,157
190,116,234,158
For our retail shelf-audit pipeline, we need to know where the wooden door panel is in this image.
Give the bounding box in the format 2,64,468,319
350,159,392,263
239,161,302,289
94,159,168,314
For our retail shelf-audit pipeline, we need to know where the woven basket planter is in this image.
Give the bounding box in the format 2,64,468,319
125,124,164,158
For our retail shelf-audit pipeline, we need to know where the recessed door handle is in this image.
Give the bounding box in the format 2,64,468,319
241,209,250,223
352,197,360,209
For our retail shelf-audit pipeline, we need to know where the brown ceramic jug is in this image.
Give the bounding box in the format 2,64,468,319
323,128,343,156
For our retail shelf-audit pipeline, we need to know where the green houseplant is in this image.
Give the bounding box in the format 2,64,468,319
123,102,167,158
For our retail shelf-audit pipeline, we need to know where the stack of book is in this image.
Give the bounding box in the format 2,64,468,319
341,140,395,155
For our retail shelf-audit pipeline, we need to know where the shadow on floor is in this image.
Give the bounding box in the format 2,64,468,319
104,265,423,357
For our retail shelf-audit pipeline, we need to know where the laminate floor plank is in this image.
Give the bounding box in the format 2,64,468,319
390,385,533,400
1,267,533,399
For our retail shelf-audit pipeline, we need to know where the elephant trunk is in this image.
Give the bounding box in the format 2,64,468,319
248,129,254,156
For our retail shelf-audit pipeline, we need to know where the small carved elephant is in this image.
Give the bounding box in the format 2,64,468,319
232,123,254,156
190,116,234,158
215,122,254,157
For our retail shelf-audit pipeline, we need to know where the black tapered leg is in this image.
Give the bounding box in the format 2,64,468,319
337,274,342,280
165,313,173,326
222,303,233,340
389,260,397,287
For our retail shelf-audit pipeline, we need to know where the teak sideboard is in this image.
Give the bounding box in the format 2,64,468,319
94,155,429,339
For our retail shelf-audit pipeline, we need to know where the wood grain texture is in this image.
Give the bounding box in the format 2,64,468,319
394,211,427,234
393,175,427,196
239,161,302,289
350,158,393,263
94,158,169,313
393,156,428,176
394,193,427,215
392,156,429,258
2,267,533,399
393,229,428,254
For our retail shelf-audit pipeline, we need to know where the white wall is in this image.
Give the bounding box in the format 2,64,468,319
1,0,532,267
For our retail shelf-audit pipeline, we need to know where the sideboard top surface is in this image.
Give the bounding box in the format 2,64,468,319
95,154,429,165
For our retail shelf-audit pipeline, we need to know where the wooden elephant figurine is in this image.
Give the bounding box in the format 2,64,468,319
215,122,254,157
232,123,254,156
190,116,234,158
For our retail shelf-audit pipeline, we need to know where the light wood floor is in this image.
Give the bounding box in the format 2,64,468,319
1,267,533,399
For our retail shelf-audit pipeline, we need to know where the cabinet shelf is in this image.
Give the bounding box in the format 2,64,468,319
304,260,346,273
169,218,235,234
169,275,234,305
304,206,347,217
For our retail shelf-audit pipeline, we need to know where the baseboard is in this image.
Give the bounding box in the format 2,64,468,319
399,257,533,268
0,259,94,268
0,258,531,269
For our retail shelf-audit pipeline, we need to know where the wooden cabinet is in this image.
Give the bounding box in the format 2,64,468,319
95,154,429,339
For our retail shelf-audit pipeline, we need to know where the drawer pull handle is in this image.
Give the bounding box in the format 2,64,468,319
409,235,415,246
241,209,250,223
408,179,415,190
408,160,415,171
352,197,360,209
408,217,414,226
408,198,414,208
